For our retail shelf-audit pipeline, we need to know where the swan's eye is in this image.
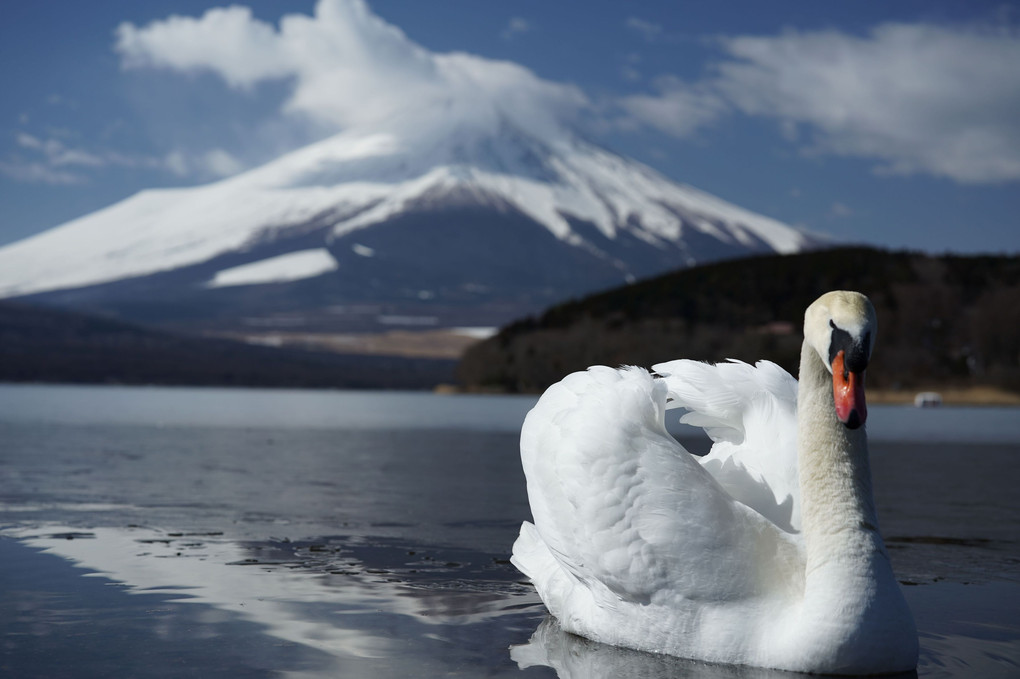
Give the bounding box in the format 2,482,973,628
828,320,869,373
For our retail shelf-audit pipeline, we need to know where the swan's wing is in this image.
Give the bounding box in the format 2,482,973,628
516,365,801,609
651,359,801,531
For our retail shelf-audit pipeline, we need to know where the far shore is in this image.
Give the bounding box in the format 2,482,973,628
849,386,1018,406
439,383,1020,406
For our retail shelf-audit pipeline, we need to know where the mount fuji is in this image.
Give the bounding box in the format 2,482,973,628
0,111,818,333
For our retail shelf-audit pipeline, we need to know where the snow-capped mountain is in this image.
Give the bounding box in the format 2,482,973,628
0,111,818,332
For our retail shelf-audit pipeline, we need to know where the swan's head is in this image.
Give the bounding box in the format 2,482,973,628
804,291,877,429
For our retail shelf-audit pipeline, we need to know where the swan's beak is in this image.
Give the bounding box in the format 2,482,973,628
832,350,867,429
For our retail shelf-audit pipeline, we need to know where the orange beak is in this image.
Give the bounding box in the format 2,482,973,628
832,350,867,429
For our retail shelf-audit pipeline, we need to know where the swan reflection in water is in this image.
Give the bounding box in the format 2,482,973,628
512,616,919,679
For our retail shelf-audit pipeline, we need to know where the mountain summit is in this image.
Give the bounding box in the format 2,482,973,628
0,111,817,332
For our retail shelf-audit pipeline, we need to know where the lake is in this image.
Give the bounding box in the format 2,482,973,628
1,384,1018,678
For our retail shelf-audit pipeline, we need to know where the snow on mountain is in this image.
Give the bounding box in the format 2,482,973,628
206,248,338,288
0,106,813,303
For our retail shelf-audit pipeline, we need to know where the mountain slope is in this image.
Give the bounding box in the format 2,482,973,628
0,115,818,331
0,301,453,389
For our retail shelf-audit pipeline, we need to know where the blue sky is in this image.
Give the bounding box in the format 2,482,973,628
1,0,1017,254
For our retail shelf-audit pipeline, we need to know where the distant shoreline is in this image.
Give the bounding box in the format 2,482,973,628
853,386,1019,406
439,383,1020,406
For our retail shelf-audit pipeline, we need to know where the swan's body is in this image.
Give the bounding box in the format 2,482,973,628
511,291,918,674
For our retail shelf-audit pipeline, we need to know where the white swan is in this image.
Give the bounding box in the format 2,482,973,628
511,291,918,674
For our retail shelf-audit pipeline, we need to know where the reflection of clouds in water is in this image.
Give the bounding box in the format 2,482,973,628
6,525,540,677
513,617,870,679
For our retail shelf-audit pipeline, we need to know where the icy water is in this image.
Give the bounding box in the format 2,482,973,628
1,384,1018,678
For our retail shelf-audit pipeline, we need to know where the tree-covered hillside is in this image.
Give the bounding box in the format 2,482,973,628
456,248,1020,394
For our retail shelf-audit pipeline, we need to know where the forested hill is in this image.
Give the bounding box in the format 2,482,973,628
456,247,1020,394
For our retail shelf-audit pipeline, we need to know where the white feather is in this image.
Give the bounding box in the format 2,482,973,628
654,359,800,531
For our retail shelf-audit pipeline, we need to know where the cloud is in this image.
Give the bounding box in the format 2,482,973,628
4,131,244,185
714,23,1020,183
829,202,853,219
115,0,585,137
8,0,579,189
0,160,82,185
164,150,189,177
501,17,531,41
110,3,1020,186
626,18,663,43
163,148,246,178
618,53,644,82
2,132,109,184
16,133,104,167
622,21,1020,184
618,76,727,137
202,148,245,177
115,6,292,89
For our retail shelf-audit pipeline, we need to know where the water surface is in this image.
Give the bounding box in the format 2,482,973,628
1,384,1017,677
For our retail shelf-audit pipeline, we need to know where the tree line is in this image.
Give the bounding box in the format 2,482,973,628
456,247,1020,394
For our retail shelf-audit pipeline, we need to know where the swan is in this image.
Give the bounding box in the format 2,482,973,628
511,291,918,674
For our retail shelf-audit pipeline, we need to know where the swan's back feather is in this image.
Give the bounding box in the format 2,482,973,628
653,359,801,531
514,365,804,643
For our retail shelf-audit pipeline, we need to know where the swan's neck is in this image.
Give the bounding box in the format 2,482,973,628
796,341,884,575
792,342,918,668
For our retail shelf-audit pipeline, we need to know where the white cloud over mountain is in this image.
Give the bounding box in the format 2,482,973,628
115,0,585,138
10,1,1016,189
623,21,1020,184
